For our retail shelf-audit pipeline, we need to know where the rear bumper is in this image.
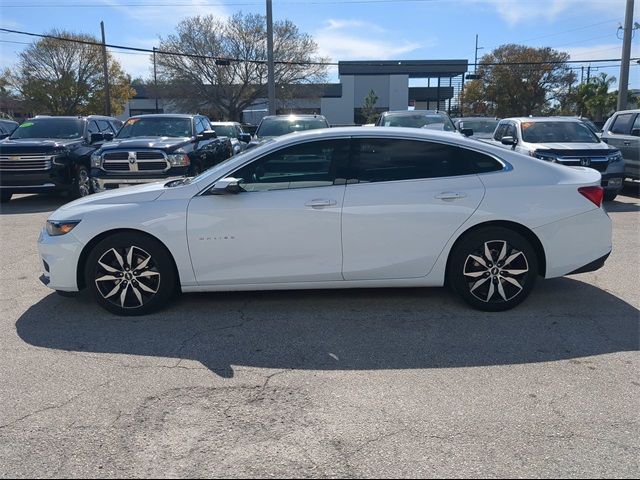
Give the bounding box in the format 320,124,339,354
567,252,611,275
533,208,612,279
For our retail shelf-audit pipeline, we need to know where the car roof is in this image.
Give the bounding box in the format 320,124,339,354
28,115,119,121
383,110,449,116
502,117,586,123
128,113,197,119
611,109,640,115
210,121,239,125
260,114,327,120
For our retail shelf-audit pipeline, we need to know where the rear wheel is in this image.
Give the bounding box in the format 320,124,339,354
85,232,177,316
0,191,12,203
448,227,538,311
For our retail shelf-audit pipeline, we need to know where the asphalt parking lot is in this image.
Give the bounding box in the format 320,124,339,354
0,185,638,478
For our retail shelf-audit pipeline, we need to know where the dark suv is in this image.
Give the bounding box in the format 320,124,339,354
90,114,233,192
0,115,121,203
600,109,640,181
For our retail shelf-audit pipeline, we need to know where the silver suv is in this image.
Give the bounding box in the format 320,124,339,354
490,117,625,201
600,109,640,181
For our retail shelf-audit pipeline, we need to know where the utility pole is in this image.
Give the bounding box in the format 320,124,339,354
266,0,276,115
153,47,159,113
618,0,634,111
586,65,591,83
100,21,111,116
474,34,484,74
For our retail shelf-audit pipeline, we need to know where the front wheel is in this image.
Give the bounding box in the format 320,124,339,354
72,165,92,198
85,232,177,316
448,227,538,312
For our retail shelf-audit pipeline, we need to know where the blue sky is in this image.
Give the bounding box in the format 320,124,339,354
1,0,638,88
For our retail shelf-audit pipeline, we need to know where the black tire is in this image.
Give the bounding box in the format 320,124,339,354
448,227,538,312
84,232,177,316
188,162,202,176
603,190,618,202
0,191,12,203
71,165,92,199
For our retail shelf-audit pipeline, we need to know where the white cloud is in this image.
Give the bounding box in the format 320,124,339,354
466,0,628,25
99,0,229,27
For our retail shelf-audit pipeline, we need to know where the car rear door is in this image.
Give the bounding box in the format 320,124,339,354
341,137,490,280
187,138,350,285
604,112,640,178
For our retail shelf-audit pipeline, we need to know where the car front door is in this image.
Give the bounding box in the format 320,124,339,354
341,137,491,280
605,113,640,179
186,138,350,285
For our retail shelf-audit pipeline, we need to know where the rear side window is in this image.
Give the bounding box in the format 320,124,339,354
610,113,635,135
352,138,502,183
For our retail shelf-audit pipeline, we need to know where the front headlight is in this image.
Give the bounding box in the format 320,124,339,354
91,152,102,168
52,149,70,166
607,151,623,163
167,153,190,167
46,220,81,236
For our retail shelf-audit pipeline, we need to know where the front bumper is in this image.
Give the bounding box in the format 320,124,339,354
0,164,72,193
91,167,188,192
37,228,85,291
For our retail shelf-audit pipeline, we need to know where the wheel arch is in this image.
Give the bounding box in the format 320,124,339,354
76,228,181,290
445,220,547,281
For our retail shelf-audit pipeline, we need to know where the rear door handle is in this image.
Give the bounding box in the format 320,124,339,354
305,199,337,208
435,192,467,200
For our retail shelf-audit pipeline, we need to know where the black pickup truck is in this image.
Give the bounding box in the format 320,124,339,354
0,115,122,203
90,114,233,192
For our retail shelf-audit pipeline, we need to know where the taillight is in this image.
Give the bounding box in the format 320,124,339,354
578,186,604,207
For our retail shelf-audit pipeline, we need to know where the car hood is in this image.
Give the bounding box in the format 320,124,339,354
532,142,610,151
0,138,82,153
101,137,192,151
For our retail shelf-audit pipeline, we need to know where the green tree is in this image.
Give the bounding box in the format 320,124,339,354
6,30,135,115
156,13,328,121
471,44,575,117
361,89,379,123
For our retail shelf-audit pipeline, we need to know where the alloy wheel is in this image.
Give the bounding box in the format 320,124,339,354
463,239,529,303
94,245,161,309
77,168,91,197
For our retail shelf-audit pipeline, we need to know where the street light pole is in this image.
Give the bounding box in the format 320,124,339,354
266,0,276,116
153,47,159,113
100,21,111,116
618,0,634,111
474,34,484,74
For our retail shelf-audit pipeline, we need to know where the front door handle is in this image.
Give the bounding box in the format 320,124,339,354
624,141,631,146
435,192,467,201
305,199,337,208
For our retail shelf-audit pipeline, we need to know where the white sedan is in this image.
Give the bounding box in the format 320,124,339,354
38,127,612,316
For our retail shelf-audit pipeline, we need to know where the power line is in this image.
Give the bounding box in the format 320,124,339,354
0,0,620,6
1,27,638,68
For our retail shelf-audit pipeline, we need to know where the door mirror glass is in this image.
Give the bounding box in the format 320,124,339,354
460,128,474,137
631,128,640,137
501,135,516,146
197,130,217,140
90,132,105,143
239,133,251,143
211,177,241,195
103,132,114,141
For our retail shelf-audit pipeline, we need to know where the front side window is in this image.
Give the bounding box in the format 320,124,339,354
97,120,114,133
353,138,502,183
610,113,635,135
117,117,193,138
232,139,349,192
10,118,84,140
493,123,508,141
520,121,599,143
631,115,640,136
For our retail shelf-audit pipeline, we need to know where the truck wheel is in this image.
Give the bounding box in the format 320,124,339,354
72,165,92,198
0,191,12,203
603,190,617,202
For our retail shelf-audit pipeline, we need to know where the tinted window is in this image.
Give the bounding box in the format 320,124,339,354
194,118,206,135
611,113,635,135
10,118,84,139
97,120,114,133
256,117,329,137
200,117,212,131
117,117,193,138
210,124,237,138
632,115,640,136
87,121,99,135
232,139,349,192
504,123,517,138
493,123,508,140
520,121,599,143
353,138,502,183
459,119,499,134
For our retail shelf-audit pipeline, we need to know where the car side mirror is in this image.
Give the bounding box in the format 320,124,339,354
197,130,217,140
103,132,114,141
90,132,105,143
239,133,251,143
631,128,640,137
0,133,9,139
460,128,474,137
211,177,241,195
501,136,517,146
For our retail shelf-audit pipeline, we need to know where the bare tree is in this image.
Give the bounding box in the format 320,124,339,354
5,30,134,115
156,13,328,121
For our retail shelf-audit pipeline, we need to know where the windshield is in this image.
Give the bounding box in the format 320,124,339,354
210,125,236,138
521,121,600,144
10,118,84,139
256,117,328,137
459,119,498,134
382,113,455,131
117,117,193,138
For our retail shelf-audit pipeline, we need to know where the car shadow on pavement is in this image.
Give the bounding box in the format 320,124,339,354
15,277,639,378
0,194,69,215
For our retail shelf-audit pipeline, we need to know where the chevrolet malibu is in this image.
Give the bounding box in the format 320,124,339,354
38,127,612,316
